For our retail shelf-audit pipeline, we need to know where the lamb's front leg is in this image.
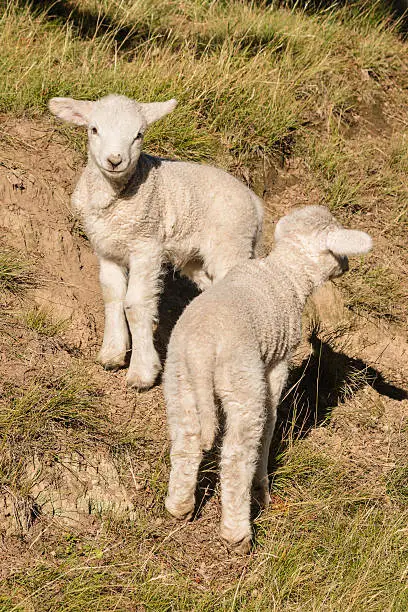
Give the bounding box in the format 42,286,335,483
97,257,130,370
125,245,162,390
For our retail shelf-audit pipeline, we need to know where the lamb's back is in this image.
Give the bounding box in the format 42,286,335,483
74,154,262,266
173,260,301,366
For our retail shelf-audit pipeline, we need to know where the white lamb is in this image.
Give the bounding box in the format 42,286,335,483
163,205,372,552
48,94,263,389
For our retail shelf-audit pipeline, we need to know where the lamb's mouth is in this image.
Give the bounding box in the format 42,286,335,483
103,166,129,177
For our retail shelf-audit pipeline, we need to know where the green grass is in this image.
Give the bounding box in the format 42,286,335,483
1,373,105,442
387,464,408,503
23,306,68,337
0,370,109,492
306,132,366,211
0,0,405,170
343,262,407,322
1,445,407,611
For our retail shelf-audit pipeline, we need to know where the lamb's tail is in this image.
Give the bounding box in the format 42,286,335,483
189,349,217,451
164,339,217,452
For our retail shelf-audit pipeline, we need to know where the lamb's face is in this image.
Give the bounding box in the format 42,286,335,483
275,205,372,281
48,93,177,183
295,228,350,281
87,97,146,180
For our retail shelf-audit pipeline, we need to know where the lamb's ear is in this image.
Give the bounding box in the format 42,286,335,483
140,99,177,126
326,229,372,256
48,97,94,126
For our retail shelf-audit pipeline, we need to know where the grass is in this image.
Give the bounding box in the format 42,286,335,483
1,372,105,442
0,250,33,293
0,370,109,491
1,445,407,611
0,0,408,610
23,306,68,337
343,262,408,322
300,122,408,325
0,1,405,171
387,464,408,503
306,132,366,211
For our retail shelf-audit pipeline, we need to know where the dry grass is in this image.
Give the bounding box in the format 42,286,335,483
0,250,34,294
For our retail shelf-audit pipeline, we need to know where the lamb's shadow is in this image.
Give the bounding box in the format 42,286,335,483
193,327,408,519
276,327,407,445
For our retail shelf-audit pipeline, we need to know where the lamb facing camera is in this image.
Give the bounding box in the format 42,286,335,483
163,205,372,553
49,94,263,389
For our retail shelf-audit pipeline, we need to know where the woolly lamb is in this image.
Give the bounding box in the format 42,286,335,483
163,205,372,552
48,94,263,389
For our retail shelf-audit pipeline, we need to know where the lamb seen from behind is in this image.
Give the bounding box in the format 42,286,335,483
164,205,372,553
48,94,263,389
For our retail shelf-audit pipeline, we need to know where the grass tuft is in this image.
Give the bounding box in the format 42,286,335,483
343,262,407,322
0,371,106,445
0,250,34,293
386,464,408,503
23,306,68,337
0,370,109,493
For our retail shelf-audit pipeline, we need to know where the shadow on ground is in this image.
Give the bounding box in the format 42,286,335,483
13,0,290,58
156,268,200,364
277,327,408,440
15,0,155,49
17,0,408,57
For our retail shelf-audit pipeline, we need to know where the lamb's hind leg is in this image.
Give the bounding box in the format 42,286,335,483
164,355,202,520
253,360,288,509
97,257,130,370
219,360,266,553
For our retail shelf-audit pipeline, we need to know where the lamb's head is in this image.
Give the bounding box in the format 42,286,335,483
48,94,177,182
274,205,372,283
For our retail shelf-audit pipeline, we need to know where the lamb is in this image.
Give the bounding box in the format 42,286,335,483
163,205,372,552
48,94,263,389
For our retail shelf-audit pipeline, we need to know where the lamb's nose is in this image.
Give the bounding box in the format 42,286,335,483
107,153,122,168
341,256,349,273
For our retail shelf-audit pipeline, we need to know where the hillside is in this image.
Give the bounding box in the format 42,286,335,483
0,1,407,610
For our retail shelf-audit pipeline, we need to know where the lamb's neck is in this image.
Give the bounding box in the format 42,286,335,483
265,244,321,309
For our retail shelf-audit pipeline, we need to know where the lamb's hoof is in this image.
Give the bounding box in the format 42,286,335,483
224,535,252,555
126,360,162,390
96,351,127,371
220,523,252,554
126,370,158,390
165,497,194,521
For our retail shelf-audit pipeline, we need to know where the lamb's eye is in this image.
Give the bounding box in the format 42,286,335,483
91,126,98,135
134,132,143,142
